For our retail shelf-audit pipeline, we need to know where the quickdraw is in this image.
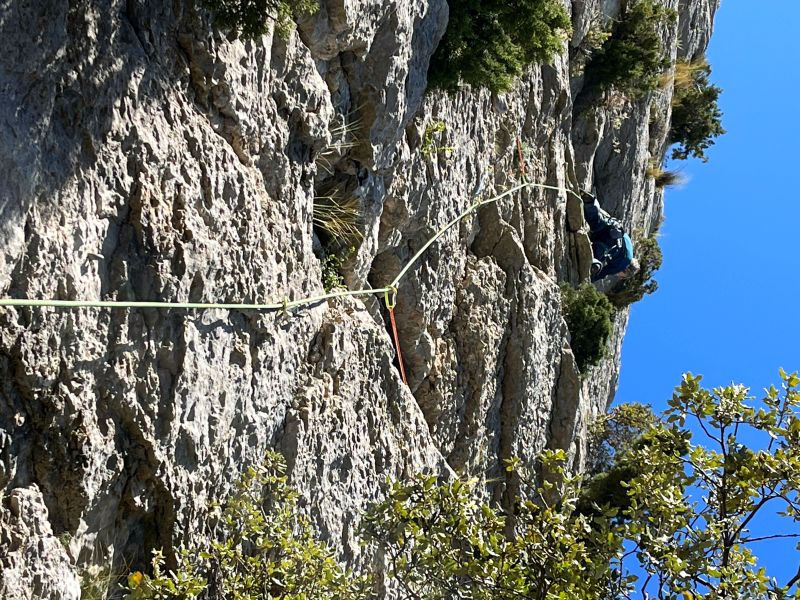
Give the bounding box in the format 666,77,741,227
384,287,408,386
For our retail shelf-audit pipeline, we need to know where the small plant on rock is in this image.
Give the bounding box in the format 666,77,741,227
659,57,707,90
201,0,318,39
319,246,354,292
421,121,455,158
583,23,612,56
318,111,364,175
560,283,616,373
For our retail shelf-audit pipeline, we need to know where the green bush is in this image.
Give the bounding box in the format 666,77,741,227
669,61,725,161
362,451,621,598
605,233,662,308
201,0,318,39
428,0,571,93
319,245,355,292
584,0,674,95
560,283,616,372
587,402,656,474
122,370,800,598
124,452,370,599
421,120,455,158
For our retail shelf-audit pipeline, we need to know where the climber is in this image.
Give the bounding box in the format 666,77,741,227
581,191,639,282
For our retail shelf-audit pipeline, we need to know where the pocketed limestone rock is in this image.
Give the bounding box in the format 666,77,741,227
0,0,718,592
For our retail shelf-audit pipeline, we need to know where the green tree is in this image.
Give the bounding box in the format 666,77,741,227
201,0,318,39
669,61,725,161
584,0,674,95
587,402,657,474
125,452,371,599
361,452,622,599
613,370,800,598
428,0,571,93
365,370,800,599
560,283,616,372
123,372,800,599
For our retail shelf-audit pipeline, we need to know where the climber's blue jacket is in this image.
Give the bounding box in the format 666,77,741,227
583,198,635,281
593,232,634,281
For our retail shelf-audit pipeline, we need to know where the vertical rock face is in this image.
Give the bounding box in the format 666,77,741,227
0,0,717,595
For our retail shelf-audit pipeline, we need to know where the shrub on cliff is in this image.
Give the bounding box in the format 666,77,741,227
586,402,657,474
560,283,616,372
584,0,674,95
367,371,800,599
428,0,571,93
362,451,622,598
202,0,318,39
125,452,371,599
124,371,800,599
605,232,662,308
668,60,725,161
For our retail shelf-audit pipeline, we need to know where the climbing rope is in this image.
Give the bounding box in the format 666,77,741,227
0,181,579,313
0,180,583,383
0,288,394,312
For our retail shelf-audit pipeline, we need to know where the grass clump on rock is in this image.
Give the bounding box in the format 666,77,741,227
646,161,685,188
560,283,616,372
428,0,571,93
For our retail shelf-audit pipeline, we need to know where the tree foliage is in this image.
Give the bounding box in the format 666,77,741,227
201,0,318,39
361,451,621,599
366,370,800,599
587,402,657,474
428,0,571,93
669,61,725,161
605,370,800,598
605,232,663,308
560,283,616,372
124,372,800,600
584,0,674,95
125,451,370,599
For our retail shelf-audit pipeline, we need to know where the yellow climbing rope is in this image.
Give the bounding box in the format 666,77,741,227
0,181,580,314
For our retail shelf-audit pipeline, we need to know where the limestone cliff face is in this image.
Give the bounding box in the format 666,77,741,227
0,0,717,596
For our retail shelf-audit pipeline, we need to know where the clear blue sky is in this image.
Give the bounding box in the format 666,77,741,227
615,0,800,589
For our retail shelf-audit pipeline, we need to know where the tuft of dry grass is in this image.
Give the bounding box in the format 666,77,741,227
316,110,365,174
646,162,685,188
659,57,708,91
77,538,132,600
313,191,362,244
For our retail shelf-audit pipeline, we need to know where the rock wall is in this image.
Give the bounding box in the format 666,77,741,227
0,0,718,596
